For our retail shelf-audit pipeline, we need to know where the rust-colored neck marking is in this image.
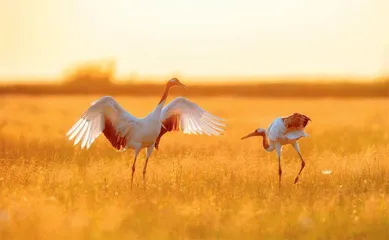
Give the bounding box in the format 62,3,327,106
259,131,270,151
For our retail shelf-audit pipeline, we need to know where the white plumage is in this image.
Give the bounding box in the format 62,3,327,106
160,97,224,136
265,117,309,147
241,113,311,186
67,96,138,150
66,78,225,187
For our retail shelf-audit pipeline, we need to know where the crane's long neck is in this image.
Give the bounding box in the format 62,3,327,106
260,132,274,152
149,83,171,120
158,83,171,107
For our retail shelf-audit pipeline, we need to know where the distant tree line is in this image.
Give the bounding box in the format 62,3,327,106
0,59,387,97
64,59,116,87
0,80,388,98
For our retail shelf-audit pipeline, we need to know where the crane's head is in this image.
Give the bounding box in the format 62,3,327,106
168,78,187,89
241,128,265,140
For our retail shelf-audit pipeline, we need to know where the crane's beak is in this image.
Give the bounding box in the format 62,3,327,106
241,131,261,140
178,82,188,89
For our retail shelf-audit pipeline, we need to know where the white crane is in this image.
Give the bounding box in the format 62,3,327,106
66,78,225,187
241,113,311,186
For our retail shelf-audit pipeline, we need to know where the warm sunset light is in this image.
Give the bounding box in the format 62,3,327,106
1,1,389,239
0,0,388,80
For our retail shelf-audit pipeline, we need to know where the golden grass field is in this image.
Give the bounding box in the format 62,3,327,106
0,95,388,239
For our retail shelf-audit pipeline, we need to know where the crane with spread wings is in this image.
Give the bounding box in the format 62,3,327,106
66,78,225,187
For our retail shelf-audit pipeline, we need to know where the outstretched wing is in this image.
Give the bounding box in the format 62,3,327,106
155,97,225,149
66,96,139,150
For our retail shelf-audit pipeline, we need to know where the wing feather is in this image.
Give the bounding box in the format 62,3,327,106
188,116,199,135
66,118,83,136
74,122,89,145
204,112,224,122
66,96,139,150
81,123,92,149
154,97,225,149
69,119,87,140
183,115,192,134
200,118,220,136
204,116,224,132
198,119,214,136
204,114,225,127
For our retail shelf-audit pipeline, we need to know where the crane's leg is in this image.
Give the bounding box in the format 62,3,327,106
278,155,282,188
143,144,154,187
292,142,305,184
275,143,282,188
131,147,141,189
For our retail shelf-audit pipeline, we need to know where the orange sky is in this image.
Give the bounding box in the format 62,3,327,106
0,0,389,81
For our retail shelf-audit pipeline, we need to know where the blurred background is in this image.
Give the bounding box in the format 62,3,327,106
0,0,388,97
0,2,389,238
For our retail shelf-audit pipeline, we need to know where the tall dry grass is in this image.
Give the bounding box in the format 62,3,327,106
0,96,388,239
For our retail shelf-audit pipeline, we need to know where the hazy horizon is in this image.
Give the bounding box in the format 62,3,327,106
0,73,386,85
